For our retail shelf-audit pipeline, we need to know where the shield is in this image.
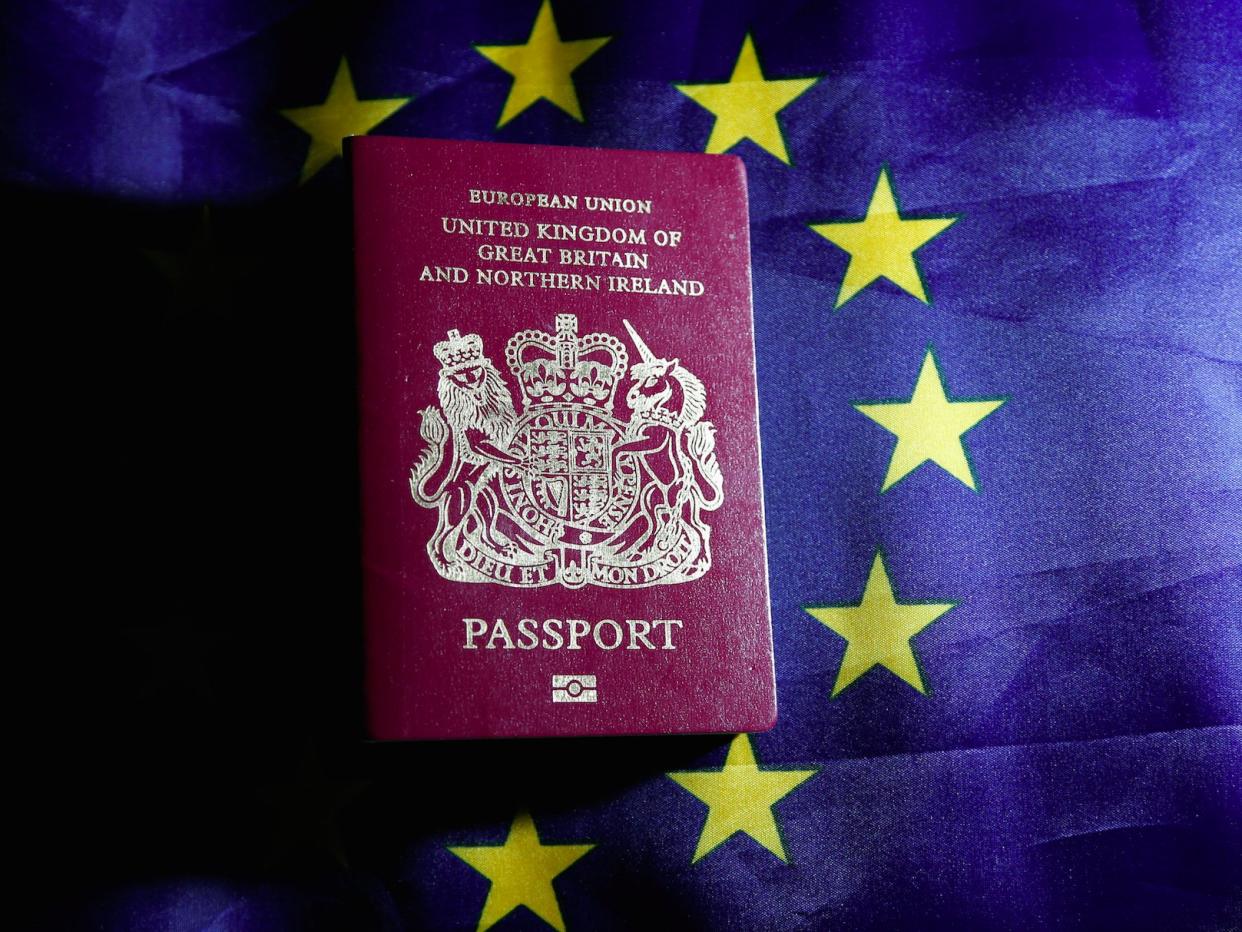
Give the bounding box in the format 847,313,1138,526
522,421,615,525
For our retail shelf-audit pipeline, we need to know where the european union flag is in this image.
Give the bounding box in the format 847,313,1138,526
8,1,1239,929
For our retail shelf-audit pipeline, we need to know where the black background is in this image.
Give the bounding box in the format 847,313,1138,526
13,181,724,930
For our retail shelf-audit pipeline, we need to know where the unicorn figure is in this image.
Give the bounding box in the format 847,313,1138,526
606,319,725,579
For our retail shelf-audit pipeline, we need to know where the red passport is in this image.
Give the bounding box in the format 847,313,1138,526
352,136,774,739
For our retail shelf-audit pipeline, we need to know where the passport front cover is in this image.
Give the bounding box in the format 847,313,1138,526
352,136,774,739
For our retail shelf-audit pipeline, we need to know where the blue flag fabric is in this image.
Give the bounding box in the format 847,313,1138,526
8,1,1240,930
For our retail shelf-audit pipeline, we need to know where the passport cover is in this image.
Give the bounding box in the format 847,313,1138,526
352,136,774,739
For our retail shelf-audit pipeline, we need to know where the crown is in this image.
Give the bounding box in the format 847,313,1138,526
433,329,484,371
505,315,628,410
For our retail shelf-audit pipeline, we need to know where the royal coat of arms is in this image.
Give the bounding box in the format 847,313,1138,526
409,314,725,588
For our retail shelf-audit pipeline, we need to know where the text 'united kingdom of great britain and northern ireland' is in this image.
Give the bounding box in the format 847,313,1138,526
418,186,705,296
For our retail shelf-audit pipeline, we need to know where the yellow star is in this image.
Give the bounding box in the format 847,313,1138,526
855,348,1006,492
675,34,819,164
667,734,817,864
448,811,594,932
280,58,411,183
810,166,959,307
804,552,955,697
475,0,611,128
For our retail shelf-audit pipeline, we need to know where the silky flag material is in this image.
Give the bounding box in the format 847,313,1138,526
7,1,1239,930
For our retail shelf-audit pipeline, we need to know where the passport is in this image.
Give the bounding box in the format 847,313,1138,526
352,136,775,739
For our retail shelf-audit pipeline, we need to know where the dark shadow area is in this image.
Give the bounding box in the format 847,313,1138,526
10,180,732,929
